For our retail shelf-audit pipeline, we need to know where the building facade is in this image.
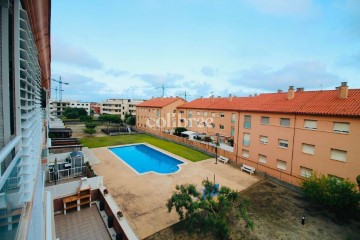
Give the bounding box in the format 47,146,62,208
100,98,144,118
136,97,186,133
50,100,91,116
0,0,53,239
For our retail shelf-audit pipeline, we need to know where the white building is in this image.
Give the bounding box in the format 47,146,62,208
100,99,144,118
0,0,54,239
50,100,91,116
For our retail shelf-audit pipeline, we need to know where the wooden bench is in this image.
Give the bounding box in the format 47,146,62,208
241,164,255,175
217,156,229,164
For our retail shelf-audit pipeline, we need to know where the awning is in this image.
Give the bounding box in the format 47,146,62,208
181,131,197,135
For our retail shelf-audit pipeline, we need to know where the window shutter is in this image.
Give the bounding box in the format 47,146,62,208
300,167,312,177
277,160,287,170
304,120,317,129
330,149,347,162
302,144,315,155
333,122,349,133
259,155,267,164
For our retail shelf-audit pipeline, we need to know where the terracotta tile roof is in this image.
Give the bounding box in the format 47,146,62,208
177,89,360,117
137,97,185,108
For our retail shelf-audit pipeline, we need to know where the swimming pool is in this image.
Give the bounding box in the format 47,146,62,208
109,144,185,174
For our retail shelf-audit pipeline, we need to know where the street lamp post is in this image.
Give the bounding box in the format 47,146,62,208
215,133,219,164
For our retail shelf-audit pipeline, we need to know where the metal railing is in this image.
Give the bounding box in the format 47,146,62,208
48,166,86,182
5,176,20,190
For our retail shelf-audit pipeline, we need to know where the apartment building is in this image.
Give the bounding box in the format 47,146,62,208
136,97,186,133
0,0,53,239
50,100,91,116
100,98,144,118
177,95,250,147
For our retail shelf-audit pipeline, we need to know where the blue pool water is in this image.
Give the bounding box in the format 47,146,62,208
109,144,185,174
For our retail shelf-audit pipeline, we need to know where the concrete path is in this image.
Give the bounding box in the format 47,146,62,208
82,147,101,165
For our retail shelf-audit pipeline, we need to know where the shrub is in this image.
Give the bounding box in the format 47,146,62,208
302,174,360,213
174,127,187,136
85,122,97,129
83,128,96,136
80,115,93,122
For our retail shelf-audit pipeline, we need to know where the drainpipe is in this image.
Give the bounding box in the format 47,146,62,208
290,114,297,177
235,112,241,163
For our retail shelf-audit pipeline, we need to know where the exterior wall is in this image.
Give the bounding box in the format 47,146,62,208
178,108,238,144
50,100,91,116
100,99,145,118
292,115,360,183
236,112,296,176
136,99,186,133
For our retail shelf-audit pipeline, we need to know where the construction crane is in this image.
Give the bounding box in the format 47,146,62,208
179,91,191,100
51,76,69,102
51,86,58,100
155,84,176,97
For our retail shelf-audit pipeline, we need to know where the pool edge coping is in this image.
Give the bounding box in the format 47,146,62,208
107,143,188,176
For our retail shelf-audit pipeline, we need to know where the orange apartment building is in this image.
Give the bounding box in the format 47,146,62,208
136,97,186,133
177,95,251,147
235,84,360,184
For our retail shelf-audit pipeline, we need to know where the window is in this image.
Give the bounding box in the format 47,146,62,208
231,113,235,124
278,139,288,148
204,111,208,116
173,110,176,113
243,133,250,146
302,144,315,155
220,112,225,117
333,122,349,134
220,125,224,130
280,118,290,127
300,167,312,178
260,136,268,144
304,120,317,130
180,119,184,123
231,127,235,137
277,160,287,170
211,123,215,128
330,149,347,162
242,149,249,158
259,154,267,164
156,110,160,117
188,120,192,128
328,174,344,181
261,116,269,125
180,110,184,114
244,115,251,129
211,112,216,117
196,111,200,116
188,110,192,118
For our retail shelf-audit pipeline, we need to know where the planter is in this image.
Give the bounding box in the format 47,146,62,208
117,211,123,219
103,189,108,195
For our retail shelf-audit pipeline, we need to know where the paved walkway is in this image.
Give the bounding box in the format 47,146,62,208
82,147,101,165
92,144,259,239
54,206,111,240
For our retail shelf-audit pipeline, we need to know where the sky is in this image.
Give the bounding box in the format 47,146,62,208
51,0,360,102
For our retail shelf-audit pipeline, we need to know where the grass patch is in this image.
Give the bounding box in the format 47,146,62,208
79,134,210,162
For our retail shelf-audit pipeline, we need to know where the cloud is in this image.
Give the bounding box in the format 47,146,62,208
105,69,129,77
244,0,313,16
132,73,184,86
336,51,360,70
51,74,111,102
52,37,103,69
230,61,341,91
201,66,217,77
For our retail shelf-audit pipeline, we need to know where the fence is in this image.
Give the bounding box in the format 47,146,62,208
5,176,20,190
48,166,86,182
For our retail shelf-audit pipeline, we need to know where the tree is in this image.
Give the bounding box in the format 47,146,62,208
124,112,136,125
85,122,97,129
166,180,253,239
98,114,122,131
83,128,96,136
302,174,360,214
357,175,360,191
62,107,88,119
80,115,93,122
174,127,187,136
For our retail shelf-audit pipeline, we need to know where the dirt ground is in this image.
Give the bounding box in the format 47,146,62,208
65,122,108,138
146,180,360,240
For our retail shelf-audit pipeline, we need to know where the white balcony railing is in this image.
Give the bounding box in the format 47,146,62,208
48,166,87,182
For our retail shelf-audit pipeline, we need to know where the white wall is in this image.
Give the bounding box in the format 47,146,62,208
45,176,103,199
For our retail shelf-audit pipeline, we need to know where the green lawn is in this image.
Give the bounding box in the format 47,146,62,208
79,134,210,162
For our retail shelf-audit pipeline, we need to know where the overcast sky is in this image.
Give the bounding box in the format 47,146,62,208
51,0,360,102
